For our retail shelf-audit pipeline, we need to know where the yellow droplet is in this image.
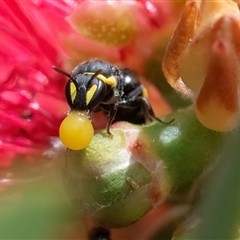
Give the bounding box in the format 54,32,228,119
59,111,94,150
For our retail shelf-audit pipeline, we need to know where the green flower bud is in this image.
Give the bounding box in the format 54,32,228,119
63,106,225,229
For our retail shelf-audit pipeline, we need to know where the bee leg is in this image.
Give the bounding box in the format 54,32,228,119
136,97,174,124
106,105,118,136
88,227,111,240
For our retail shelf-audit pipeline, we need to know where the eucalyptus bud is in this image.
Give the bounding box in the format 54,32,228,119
63,106,224,229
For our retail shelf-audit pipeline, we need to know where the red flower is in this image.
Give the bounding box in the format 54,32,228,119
0,0,173,166
0,0,75,165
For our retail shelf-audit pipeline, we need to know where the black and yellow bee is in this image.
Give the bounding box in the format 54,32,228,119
53,59,171,150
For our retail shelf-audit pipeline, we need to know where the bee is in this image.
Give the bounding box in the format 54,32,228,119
53,59,171,150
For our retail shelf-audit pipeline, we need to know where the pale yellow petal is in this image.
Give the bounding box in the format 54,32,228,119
196,18,239,131
162,0,200,91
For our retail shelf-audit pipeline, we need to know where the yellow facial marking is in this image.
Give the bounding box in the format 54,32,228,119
86,72,117,87
70,82,77,103
142,87,148,99
59,111,94,150
86,84,97,105
105,76,117,87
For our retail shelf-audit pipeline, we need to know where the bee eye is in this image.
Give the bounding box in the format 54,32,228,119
59,111,94,150
65,80,78,108
87,80,107,109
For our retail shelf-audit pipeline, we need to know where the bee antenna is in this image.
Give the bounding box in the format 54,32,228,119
89,69,103,83
52,66,71,78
